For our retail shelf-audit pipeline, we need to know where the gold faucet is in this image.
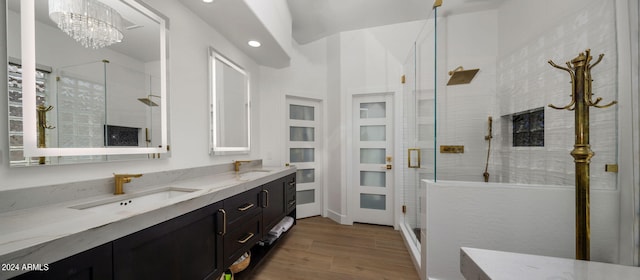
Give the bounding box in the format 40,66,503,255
233,160,252,172
114,174,143,195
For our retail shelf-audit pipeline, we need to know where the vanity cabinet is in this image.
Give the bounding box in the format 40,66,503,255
261,177,286,234
233,173,296,279
9,172,296,280
112,201,224,280
285,174,297,213
221,188,263,268
12,243,112,280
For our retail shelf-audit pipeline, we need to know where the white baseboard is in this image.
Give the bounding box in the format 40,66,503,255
326,209,351,225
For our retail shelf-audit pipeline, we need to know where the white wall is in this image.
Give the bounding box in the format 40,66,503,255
434,10,498,182
325,34,343,219
0,0,262,190
339,20,426,225
494,0,617,189
424,180,620,280
258,39,327,167
257,19,425,223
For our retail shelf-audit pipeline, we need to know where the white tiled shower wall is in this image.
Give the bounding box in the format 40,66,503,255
494,0,617,189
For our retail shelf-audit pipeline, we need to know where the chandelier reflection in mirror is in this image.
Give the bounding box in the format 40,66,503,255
48,0,124,49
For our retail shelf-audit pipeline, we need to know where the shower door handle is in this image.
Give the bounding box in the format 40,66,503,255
408,148,421,168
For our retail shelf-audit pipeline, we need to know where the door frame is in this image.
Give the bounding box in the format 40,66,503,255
284,95,325,219
345,88,402,228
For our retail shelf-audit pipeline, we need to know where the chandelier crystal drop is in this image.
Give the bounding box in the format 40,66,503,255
49,0,124,49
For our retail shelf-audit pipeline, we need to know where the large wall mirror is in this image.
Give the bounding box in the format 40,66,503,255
6,0,169,166
209,48,250,154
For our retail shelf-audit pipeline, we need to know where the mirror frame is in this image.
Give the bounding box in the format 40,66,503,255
18,0,169,158
208,47,251,154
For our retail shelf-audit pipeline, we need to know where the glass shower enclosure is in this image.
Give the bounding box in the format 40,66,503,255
399,0,635,273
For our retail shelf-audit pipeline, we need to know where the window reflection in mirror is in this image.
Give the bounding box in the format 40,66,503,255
6,0,168,166
209,48,250,154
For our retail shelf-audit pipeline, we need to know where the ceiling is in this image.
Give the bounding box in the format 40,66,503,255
177,0,290,68
288,0,432,44
177,0,506,68
288,0,506,44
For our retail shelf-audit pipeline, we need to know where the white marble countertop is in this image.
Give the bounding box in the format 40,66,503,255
0,166,295,279
460,247,640,280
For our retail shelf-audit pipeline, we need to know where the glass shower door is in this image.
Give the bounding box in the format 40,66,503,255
402,42,420,246
401,11,438,250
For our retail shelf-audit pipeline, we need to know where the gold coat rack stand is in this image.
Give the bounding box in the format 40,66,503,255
548,49,616,261
36,105,55,164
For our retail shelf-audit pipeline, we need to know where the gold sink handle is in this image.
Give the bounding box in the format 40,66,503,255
113,173,143,195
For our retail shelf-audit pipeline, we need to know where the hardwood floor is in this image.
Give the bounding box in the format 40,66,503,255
251,216,419,280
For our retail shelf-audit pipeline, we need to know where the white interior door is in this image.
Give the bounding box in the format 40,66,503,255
287,97,322,218
352,94,394,226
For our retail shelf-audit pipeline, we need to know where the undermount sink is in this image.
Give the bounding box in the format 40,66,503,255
70,187,198,212
237,169,272,181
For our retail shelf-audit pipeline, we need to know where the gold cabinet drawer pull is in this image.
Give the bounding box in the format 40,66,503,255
238,203,254,211
238,233,254,244
217,209,226,236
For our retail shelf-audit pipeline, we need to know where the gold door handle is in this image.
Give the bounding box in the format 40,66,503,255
408,148,421,168
238,203,254,211
238,233,254,244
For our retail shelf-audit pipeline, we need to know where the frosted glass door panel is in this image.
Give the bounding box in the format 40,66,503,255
360,171,386,187
297,190,315,205
290,105,314,120
353,94,394,225
360,148,386,164
296,169,315,183
360,102,386,118
290,148,314,162
287,97,322,218
360,125,386,141
290,126,314,141
360,194,386,210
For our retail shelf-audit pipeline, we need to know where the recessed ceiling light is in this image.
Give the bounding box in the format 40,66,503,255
248,40,261,48
202,0,214,3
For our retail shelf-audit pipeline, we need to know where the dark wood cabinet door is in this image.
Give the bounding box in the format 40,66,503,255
222,213,262,268
113,201,223,280
11,243,112,280
284,173,296,212
261,178,286,234
224,187,262,227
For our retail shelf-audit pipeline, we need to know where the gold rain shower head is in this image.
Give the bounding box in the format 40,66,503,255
447,66,479,86
137,95,161,107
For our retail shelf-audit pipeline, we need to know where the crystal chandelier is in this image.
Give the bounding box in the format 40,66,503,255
48,0,124,49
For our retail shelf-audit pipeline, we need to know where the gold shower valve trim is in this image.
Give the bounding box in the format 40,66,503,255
440,145,464,153
605,164,618,173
